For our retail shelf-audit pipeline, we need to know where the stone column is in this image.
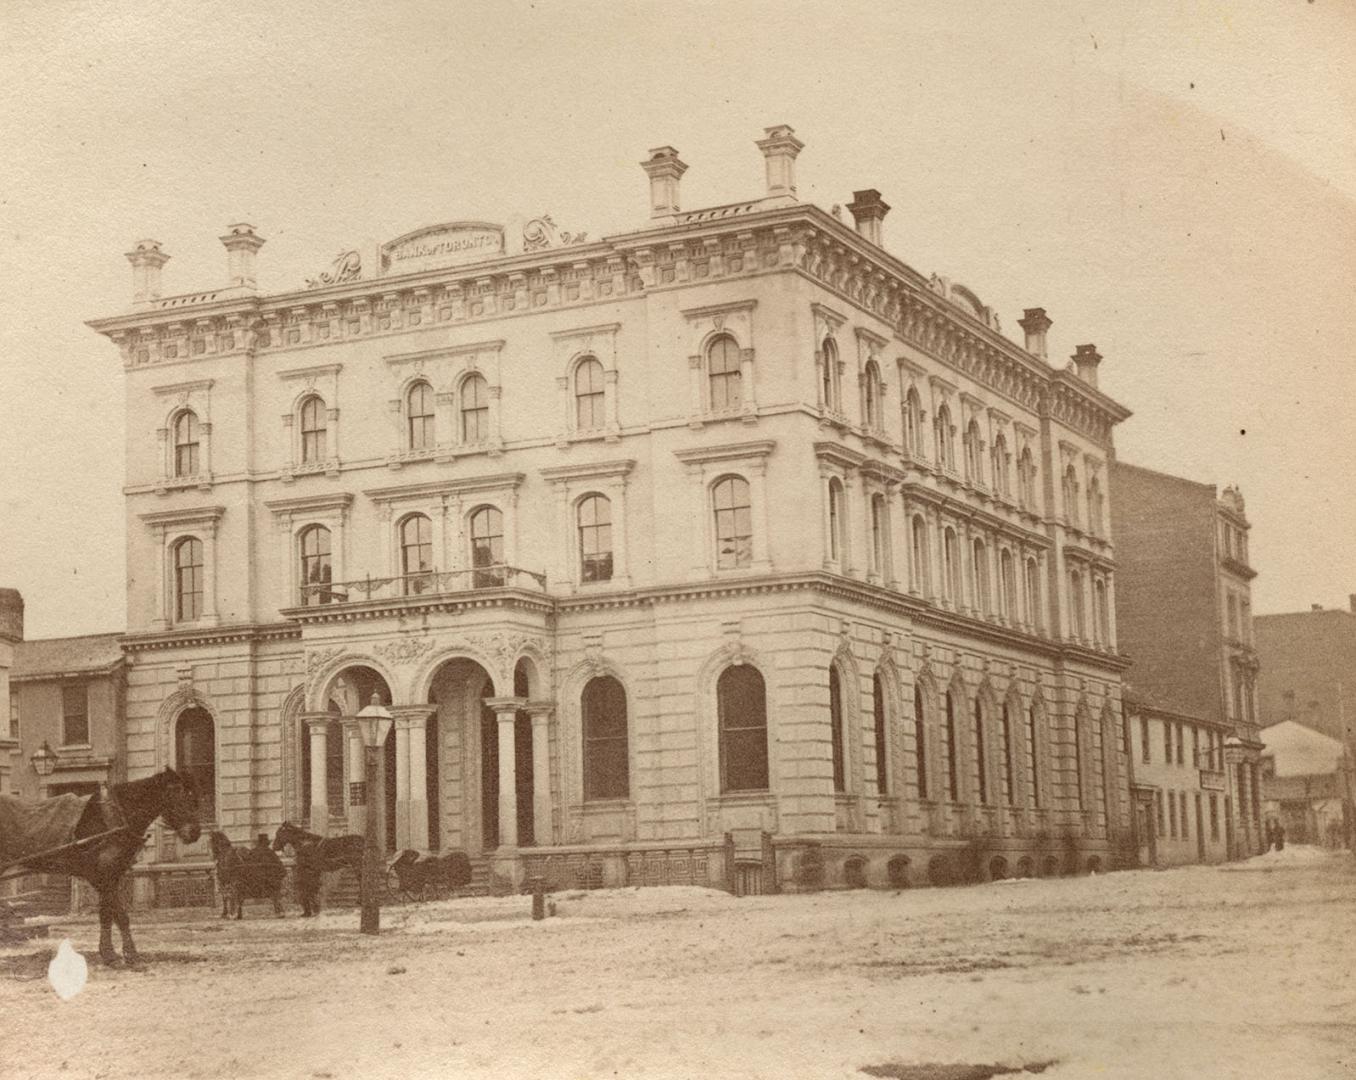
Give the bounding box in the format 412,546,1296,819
344,719,366,836
394,718,411,848
486,697,525,848
303,714,330,832
529,704,554,846
393,706,434,850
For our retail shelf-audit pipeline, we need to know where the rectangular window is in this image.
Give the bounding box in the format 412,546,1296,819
1168,790,1177,839
1156,791,1165,838
61,683,89,746
1140,715,1150,764
8,691,17,740
1176,723,1185,766
1179,792,1189,839
1209,794,1220,841
1164,720,1172,764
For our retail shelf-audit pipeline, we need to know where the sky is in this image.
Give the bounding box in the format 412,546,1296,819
0,0,1352,639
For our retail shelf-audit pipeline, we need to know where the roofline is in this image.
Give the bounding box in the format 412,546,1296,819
1111,459,1218,495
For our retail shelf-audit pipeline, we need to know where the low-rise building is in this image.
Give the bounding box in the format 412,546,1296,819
7,632,127,802
1123,691,1232,866
1259,719,1351,849
0,589,22,794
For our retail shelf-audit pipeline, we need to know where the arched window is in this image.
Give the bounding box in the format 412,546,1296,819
974,697,988,804
873,673,888,796
1024,557,1042,631
1073,713,1085,811
902,387,925,459
470,505,504,587
1062,465,1080,528
176,706,215,821
936,405,955,470
460,373,489,443
829,665,846,793
582,675,628,800
173,537,203,622
707,335,741,411
300,396,327,464
1027,703,1042,808
1018,447,1036,509
400,514,433,594
299,525,332,606
913,685,928,799
910,515,929,595
574,357,605,430
991,433,1009,498
173,410,200,477
718,665,768,792
1087,476,1104,537
1001,703,1016,806
1094,578,1110,644
407,381,435,450
713,476,752,570
577,494,613,583
999,549,1017,620
944,690,959,802
863,360,882,429
972,538,990,613
943,528,961,603
827,478,845,564
870,494,887,577
1069,569,1086,639
820,338,839,412
965,419,984,484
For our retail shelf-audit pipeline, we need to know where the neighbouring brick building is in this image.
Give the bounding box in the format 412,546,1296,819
1111,463,1265,862
88,126,1134,902
1254,598,1356,746
0,588,21,795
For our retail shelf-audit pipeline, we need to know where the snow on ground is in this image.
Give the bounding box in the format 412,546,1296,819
2,848,1353,1080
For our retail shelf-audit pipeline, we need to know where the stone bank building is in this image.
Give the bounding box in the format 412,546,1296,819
89,127,1133,899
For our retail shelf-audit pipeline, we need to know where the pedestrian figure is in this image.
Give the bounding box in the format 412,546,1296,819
1274,822,1285,852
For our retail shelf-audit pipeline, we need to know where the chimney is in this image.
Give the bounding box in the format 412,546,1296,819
1312,604,1324,612
640,146,688,221
846,189,890,247
125,239,170,307
1071,343,1102,388
1018,308,1051,359
755,124,804,205
220,223,265,290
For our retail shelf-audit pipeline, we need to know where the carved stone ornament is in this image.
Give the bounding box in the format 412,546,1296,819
305,250,362,290
522,214,588,253
375,637,435,665
306,645,347,676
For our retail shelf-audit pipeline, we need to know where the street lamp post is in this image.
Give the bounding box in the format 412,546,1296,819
355,694,393,935
30,740,57,778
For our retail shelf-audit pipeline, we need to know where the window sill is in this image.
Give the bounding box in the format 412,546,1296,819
581,799,634,812
709,791,774,804
156,475,213,496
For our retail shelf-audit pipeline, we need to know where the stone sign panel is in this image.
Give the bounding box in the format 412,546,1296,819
380,222,505,275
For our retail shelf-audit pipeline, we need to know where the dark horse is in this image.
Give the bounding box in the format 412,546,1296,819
272,821,363,916
208,832,285,918
6,769,200,965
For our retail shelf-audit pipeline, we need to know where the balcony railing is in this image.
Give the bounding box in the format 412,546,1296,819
298,566,547,607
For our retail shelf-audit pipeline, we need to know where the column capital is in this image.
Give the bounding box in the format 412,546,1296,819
302,712,335,732
485,696,528,716
391,704,437,728
526,700,554,718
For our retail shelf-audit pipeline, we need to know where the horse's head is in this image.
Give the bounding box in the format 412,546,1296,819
391,849,417,869
272,823,294,851
158,767,203,844
208,830,231,859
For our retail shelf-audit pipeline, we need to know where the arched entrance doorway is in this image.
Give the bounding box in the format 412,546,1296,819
426,655,542,854
319,665,395,851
